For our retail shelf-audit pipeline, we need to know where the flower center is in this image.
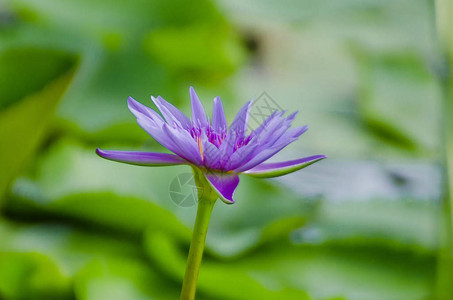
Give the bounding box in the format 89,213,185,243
189,124,253,155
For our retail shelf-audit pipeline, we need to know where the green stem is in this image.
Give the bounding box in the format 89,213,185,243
180,169,217,300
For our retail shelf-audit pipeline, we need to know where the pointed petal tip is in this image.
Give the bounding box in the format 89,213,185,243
150,95,160,107
95,148,104,157
127,96,146,113
246,99,254,114
296,125,309,136
190,86,198,99
306,154,327,162
190,86,208,127
287,110,299,120
151,95,167,105
127,96,138,106
219,195,236,205
224,198,235,205
213,96,223,109
189,86,198,98
212,96,227,132
150,95,161,107
96,148,119,161
96,148,113,159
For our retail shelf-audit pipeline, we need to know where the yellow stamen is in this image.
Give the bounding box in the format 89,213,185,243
197,137,204,161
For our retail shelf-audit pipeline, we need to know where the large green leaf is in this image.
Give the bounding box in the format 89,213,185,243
0,48,74,111
0,252,72,300
0,51,77,202
6,191,191,242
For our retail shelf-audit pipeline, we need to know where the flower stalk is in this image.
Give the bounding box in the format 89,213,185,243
180,168,218,300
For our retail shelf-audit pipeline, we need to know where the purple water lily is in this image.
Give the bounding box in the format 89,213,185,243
96,87,326,204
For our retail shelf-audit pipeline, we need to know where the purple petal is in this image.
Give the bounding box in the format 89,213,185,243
243,155,327,178
203,172,239,204
212,96,227,133
190,87,208,128
224,142,259,170
242,124,309,170
252,110,280,136
135,119,182,153
233,137,299,172
128,97,164,123
252,112,296,148
151,96,191,129
128,98,183,154
201,133,221,169
285,125,309,139
286,110,299,122
96,149,187,166
229,100,253,138
163,124,203,165
219,130,237,167
259,125,308,153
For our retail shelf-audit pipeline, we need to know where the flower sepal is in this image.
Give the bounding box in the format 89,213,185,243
191,167,219,205
192,167,239,205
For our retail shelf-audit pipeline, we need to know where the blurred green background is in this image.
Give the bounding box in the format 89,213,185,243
0,0,450,299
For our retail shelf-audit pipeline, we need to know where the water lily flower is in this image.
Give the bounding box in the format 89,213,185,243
96,87,326,204
97,87,326,300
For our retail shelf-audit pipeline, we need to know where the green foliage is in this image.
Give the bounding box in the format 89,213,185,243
144,24,246,80
356,50,441,155
0,48,75,111
0,252,72,299
74,259,179,300
0,51,77,202
0,0,444,299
